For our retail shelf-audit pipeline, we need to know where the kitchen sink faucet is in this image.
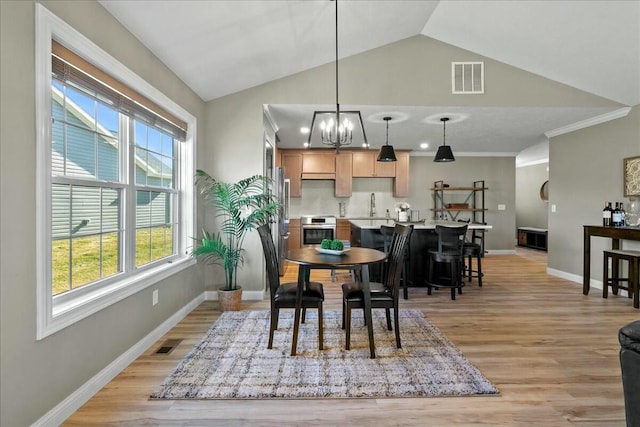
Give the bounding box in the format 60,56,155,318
370,193,376,217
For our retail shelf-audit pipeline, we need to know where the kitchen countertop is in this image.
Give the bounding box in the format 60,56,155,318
349,219,492,230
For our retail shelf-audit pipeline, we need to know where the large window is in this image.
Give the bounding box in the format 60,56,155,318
36,6,195,339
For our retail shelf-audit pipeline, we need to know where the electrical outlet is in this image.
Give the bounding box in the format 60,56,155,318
152,289,158,306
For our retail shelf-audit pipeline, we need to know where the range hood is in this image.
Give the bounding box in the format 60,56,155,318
301,173,335,180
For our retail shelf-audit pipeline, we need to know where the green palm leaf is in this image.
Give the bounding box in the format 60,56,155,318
192,170,280,290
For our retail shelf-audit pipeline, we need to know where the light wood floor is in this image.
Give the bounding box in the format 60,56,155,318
64,249,639,426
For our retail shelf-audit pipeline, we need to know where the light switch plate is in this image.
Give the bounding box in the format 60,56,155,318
498,204,506,211
551,204,557,213
152,289,158,306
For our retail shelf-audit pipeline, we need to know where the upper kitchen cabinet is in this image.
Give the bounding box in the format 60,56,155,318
352,151,395,178
393,151,410,197
301,152,335,179
335,152,353,197
281,152,302,197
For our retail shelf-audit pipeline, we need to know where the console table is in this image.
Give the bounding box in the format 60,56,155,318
583,225,640,295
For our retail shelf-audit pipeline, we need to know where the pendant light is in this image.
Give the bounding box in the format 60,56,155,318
434,117,455,162
307,0,367,149
377,116,397,162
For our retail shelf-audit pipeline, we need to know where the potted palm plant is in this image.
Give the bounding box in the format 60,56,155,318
193,170,280,311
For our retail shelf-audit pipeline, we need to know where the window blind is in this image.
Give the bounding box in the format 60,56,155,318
51,40,187,141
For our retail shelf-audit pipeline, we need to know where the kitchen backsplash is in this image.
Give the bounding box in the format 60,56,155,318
289,178,424,219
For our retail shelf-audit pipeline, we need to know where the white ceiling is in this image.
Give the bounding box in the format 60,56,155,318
99,0,639,160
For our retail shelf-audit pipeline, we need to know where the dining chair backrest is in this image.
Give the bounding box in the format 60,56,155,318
385,224,413,297
435,224,467,256
257,223,280,301
380,224,395,253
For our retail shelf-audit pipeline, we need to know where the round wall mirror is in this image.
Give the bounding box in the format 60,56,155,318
539,180,549,202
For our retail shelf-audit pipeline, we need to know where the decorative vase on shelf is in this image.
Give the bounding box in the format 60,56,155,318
627,197,640,226
398,211,408,222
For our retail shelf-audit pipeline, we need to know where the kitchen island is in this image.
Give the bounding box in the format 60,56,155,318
350,219,492,289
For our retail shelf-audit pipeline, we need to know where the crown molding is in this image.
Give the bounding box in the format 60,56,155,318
545,107,632,138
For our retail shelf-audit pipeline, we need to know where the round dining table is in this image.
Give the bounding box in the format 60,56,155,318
286,246,387,358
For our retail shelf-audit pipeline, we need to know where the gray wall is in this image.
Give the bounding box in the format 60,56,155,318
0,1,206,425
516,163,549,230
548,106,640,282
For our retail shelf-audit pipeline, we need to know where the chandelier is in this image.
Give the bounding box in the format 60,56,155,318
307,0,368,149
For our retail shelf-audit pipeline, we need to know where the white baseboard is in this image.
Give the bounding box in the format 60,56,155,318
547,267,631,297
32,293,205,427
204,290,266,300
486,249,516,255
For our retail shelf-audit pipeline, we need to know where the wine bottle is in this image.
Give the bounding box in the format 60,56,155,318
612,202,622,227
603,201,612,226
620,202,626,227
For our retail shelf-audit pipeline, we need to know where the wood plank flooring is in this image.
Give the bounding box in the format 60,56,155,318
64,249,639,426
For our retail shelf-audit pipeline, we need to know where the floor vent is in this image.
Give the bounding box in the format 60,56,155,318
452,61,484,94
153,338,183,355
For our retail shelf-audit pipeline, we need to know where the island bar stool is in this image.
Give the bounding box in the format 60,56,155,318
457,220,484,287
603,249,640,309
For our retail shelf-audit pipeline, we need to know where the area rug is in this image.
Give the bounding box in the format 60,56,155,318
150,309,499,399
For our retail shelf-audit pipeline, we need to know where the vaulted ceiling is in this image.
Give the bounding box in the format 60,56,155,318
99,1,639,159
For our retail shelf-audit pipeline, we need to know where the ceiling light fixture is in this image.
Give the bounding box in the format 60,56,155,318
307,0,367,151
377,116,397,162
434,117,455,162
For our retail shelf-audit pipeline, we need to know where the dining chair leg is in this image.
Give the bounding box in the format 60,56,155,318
268,308,278,349
341,300,346,329
603,253,609,299
345,304,352,350
393,307,401,348
302,308,306,323
477,255,483,287
317,303,324,350
385,308,392,331
613,258,620,295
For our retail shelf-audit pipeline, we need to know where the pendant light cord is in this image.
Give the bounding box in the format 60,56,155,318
386,118,390,145
443,119,446,146
335,0,340,125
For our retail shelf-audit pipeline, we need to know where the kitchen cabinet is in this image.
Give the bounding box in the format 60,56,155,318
393,151,410,197
431,180,487,223
337,219,351,241
281,152,302,197
335,152,352,197
288,218,301,250
301,152,335,180
352,151,395,178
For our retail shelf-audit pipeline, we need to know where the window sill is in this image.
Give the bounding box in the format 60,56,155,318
38,257,196,340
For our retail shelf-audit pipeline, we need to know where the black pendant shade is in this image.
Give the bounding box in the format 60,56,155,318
434,117,455,162
434,145,455,162
377,116,397,162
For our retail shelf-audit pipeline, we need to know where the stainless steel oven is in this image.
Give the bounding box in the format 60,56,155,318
301,215,336,246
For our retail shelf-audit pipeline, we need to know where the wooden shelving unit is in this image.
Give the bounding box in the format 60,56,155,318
431,180,487,223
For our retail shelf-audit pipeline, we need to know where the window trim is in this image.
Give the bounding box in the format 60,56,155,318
36,4,196,340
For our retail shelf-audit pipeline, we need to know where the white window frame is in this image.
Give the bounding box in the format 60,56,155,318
35,4,196,340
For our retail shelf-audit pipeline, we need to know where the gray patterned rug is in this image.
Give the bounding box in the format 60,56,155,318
150,309,499,399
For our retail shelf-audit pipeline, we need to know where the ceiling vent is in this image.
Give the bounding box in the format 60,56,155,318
452,62,484,94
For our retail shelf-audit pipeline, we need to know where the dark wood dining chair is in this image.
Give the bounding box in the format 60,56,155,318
257,224,325,350
381,224,412,299
426,224,467,300
341,223,413,350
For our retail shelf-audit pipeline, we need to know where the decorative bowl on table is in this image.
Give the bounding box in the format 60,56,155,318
315,247,350,256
